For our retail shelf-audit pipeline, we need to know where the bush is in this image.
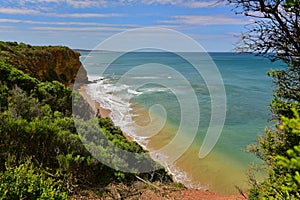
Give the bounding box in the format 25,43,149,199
0,159,68,200
0,43,172,198
248,110,300,199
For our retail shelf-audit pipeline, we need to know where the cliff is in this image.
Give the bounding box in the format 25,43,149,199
0,41,88,86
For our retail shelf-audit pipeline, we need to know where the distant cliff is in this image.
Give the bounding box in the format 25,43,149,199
0,41,88,86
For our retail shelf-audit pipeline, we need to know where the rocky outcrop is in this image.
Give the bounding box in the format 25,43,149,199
0,41,88,86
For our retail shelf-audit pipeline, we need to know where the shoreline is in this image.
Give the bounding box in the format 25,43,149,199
78,85,111,118
77,83,246,200
78,85,134,142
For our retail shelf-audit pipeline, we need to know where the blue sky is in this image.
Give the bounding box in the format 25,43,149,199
0,0,250,52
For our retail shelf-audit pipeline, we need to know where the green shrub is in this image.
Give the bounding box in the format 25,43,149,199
98,117,143,153
248,110,300,199
0,42,172,197
0,159,68,200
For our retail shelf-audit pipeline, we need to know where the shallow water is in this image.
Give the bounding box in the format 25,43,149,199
80,52,284,194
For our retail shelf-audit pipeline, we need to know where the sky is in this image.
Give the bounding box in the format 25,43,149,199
0,0,250,52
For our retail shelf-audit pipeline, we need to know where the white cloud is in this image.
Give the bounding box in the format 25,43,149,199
65,0,107,8
63,0,223,8
159,15,248,26
0,25,15,29
21,0,63,2
32,26,127,31
0,18,137,27
188,32,237,40
0,6,125,18
0,18,27,23
0,7,40,15
139,0,222,8
9,0,223,8
182,1,224,8
50,13,126,18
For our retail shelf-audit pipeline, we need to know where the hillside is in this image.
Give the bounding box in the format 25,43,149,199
0,41,88,86
0,42,246,199
0,41,175,199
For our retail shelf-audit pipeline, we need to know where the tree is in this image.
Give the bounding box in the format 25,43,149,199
230,0,300,117
230,0,299,63
229,0,300,199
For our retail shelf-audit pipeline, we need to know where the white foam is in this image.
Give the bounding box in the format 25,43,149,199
86,77,206,190
150,151,207,190
139,87,170,93
88,75,104,82
80,55,92,59
130,76,161,80
86,78,137,141
128,89,142,95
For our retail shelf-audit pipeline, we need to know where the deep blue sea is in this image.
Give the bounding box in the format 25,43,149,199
79,52,284,194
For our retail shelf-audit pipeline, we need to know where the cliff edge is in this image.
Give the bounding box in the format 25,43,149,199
0,41,88,86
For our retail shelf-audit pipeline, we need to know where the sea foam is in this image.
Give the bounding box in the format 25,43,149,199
85,75,204,190
86,77,147,144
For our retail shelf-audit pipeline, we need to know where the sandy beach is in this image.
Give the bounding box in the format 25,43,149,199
78,85,111,118
77,83,246,200
78,85,135,142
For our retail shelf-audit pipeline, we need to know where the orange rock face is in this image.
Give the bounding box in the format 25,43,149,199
0,41,88,86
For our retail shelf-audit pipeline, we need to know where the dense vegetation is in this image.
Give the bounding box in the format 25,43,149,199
0,42,171,199
230,0,300,199
0,41,87,86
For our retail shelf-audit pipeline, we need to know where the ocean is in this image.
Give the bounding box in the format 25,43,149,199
79,52,283,195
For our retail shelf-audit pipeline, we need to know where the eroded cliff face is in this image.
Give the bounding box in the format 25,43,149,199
0,41,88,86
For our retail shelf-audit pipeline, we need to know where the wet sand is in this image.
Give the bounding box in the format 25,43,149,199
77,84,248,197
78,85,134,142
78,85,111,118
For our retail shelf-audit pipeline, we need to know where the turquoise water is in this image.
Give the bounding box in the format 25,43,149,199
80,52,283,194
